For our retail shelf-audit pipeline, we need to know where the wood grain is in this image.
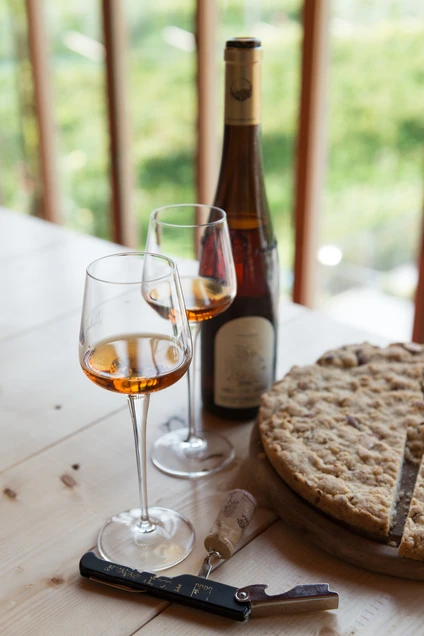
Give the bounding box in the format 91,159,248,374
2,209,424,636
0,208,66,260
0,230,123,340
0,312,125,472
0,403,274,635
135,519,424,635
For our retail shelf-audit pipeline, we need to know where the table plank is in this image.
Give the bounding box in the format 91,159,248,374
2,210,419,636
276,305,389,379
0,209,70,261
134,520,424,635
0,312,124,472
0,305,394,635
0,296,376,474
0,299,304,474
1,231,124,341
0,402,275,636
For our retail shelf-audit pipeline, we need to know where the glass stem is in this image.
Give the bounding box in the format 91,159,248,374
186,322,201,443
127,394,155,533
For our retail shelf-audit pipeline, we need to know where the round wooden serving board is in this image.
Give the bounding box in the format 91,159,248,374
249,420,424,580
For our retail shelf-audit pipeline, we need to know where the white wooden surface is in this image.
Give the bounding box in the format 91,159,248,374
1,209,423,636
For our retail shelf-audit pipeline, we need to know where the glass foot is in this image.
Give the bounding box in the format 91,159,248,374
151,428,235,478
98,506,194,571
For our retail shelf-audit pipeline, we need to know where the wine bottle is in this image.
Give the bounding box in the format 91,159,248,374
200,37,279,421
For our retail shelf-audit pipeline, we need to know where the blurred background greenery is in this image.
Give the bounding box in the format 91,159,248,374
0,0,423,337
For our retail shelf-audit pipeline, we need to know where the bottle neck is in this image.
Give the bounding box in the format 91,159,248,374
224,59,261,126
215,46,270,228
214,122,270,231
220,123,264,172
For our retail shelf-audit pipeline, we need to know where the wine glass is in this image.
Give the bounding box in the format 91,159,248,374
146,204,237,478
79,252,194,570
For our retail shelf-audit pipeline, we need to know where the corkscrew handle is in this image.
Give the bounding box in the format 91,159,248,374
204,489,257,560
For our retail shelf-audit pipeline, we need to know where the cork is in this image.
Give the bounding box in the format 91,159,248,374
204,489,257,559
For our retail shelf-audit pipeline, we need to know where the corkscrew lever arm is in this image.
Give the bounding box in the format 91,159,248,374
235,583,339,617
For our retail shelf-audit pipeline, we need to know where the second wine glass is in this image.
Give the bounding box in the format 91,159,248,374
146,204,237,478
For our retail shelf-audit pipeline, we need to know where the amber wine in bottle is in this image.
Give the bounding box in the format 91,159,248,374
201,37,279,420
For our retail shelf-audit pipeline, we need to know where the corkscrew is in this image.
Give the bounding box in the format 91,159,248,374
79,489,339,621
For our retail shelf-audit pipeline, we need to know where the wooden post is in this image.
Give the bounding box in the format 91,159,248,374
412,200,424,342
195,0,218,221
292,0,330,307
26,0,61,223
101,0,136,247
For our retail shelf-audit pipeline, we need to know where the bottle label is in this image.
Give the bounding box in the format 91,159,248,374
225,55,261,126
214,316,275,408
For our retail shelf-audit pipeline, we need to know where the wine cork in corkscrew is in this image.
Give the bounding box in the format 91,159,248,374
204,489,257,560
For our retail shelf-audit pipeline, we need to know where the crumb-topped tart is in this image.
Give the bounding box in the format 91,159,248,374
258,343,424,558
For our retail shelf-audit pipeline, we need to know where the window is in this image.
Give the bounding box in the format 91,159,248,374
317,0,424,340
1,0,423,340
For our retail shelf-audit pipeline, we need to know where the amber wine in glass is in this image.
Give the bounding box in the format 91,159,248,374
146,204,237,478
79,252,193,570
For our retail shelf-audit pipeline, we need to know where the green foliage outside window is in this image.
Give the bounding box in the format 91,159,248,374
0,1,422,297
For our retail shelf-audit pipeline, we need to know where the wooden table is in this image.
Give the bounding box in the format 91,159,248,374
2,208,424,636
